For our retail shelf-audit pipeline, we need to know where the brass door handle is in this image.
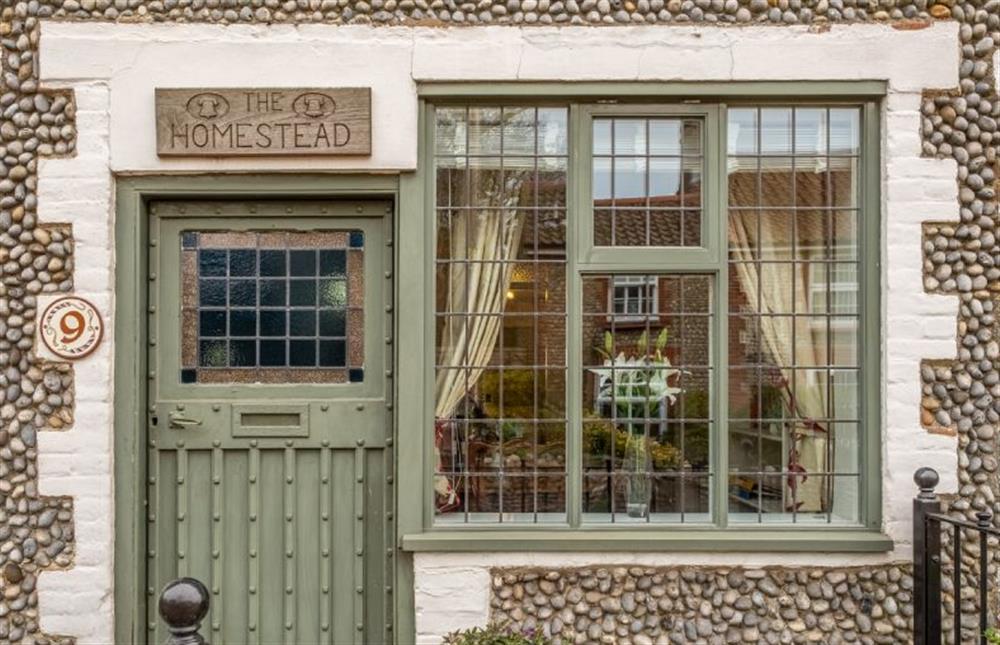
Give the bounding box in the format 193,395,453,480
168,412,202,429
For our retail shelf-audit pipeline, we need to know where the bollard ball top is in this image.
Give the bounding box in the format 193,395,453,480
159,577,210,629
913,467,939,491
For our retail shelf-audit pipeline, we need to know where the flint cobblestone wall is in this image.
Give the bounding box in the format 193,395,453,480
491,566,911,644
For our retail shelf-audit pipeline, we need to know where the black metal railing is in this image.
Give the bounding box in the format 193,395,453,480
158,577,210,645
914,467,998,645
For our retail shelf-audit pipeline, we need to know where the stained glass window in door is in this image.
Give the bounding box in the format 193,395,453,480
180,230,365,384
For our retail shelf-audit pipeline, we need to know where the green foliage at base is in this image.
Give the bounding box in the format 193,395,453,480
442,622,551,645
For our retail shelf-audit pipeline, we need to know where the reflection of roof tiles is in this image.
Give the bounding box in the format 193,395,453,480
594,169,849,246
586,167,848,248
517,165,849,251
729,169,836,249
536,213,567,248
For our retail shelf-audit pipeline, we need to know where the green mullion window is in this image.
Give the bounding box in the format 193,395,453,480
428,96,879,532
575,104,722,269
573,104,726,527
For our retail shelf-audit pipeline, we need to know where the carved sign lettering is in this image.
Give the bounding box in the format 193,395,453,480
155,88,371,157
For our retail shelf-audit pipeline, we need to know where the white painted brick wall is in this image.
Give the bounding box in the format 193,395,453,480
34,81,115,644
35,21,961,643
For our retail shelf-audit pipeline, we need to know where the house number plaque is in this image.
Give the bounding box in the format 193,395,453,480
40,296,104,360
155,88,371,157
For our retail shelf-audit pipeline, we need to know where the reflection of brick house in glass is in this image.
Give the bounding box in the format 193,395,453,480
433,118,571,517
726,152,859,515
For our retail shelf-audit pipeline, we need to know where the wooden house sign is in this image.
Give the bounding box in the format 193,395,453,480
155,88,371,157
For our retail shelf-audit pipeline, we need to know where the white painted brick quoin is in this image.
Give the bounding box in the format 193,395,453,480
34,21,959,643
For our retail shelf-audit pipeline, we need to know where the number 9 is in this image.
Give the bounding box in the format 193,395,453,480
60,311,86,344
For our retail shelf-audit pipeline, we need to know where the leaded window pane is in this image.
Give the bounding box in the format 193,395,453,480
433,106,569,524
592,116,703,247
727,106,862,524
430,101,868,528
180,230,365,384
582,274,713,524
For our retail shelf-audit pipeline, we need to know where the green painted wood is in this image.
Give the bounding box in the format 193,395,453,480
395,161,424,644
113,183,150,645
115,175,409,645
861,100,884,530
401,529,894,552
145,199,392,644
713,101,731,530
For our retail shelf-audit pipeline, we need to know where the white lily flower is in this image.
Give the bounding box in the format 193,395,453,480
589,349,684,408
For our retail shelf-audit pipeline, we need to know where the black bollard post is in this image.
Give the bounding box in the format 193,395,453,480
158,577,210,645
913,467,942,645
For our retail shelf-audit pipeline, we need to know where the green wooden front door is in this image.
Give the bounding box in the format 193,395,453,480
146,199,393,644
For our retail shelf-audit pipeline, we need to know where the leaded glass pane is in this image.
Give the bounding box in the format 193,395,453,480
581,274,713,524
593,116,704,247
433,105,569,524
180,230,365,384
726,106,861,525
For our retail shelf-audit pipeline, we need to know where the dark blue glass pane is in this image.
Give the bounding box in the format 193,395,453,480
229,340,256,367
319,280,347,308
182,232,199,249
319,310,346,336
229,280,257,307
199,250,227,277
260,340,286,366
260,250,286,277
290,280,316,306
229,310,256,337
349,368,364,382
199,340,227,367
349,231,364,248
180,368,197,383
199,279,226,306
290,311,316,337
199,311,226,337
289,250,316,276
319,250,347,277
259,280,286,306
260,311,286,336
319,340,346,367
289,340,316,366
229,249,256,276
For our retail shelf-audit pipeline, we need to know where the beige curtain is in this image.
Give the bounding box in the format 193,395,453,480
729,210,830,513
434,208,525,505
436,209,524,417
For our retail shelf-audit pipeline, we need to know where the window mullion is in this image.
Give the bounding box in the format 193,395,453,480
566,103,585,529
860,99,881,530
712,102,730,529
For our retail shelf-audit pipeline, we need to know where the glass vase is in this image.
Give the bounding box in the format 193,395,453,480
623,431,650,518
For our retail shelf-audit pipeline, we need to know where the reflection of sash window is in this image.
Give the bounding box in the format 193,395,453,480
610,275,658,323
